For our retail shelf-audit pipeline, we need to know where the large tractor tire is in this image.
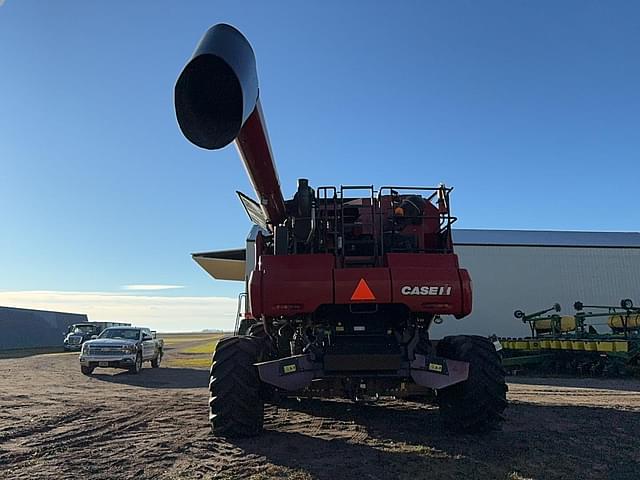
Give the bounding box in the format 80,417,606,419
209,336,264,437
436,335,507,433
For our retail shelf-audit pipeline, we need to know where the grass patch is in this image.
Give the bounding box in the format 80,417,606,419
165,356,213,369
160,333,224,346
162,333,225,369
182,339,220,354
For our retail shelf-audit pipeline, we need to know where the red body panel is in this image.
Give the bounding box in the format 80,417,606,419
386,253,464,315
334,268,392,304
255,254,334,316
250,252,472,318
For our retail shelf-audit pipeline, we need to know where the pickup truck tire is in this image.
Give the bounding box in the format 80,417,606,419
436,335,507,433
80,365,94,375
151,351,162,368
128,353,143,374
209,336,263,437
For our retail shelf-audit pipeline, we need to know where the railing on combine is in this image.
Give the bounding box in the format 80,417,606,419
315,184,458,266
316,185,380,267
378,185,457,255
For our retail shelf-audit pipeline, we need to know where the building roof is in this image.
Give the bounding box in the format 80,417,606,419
452,229,640,248
0,305,88,317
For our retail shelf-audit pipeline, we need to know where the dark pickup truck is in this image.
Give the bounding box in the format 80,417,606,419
63,322,130,351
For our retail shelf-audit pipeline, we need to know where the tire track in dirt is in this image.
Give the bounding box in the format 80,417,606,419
1,399,198,480
0,407,99,443
0,348,210,480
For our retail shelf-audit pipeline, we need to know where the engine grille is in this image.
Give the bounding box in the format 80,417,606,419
68,336,83,345
88,346,127,356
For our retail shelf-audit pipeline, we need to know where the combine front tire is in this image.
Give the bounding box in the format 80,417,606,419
436,335,507,433
209,336,264,437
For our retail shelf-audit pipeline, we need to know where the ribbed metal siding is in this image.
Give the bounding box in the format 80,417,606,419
0,307,88,349
430,246,640,338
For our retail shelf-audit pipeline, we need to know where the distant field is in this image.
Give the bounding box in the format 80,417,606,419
159,332,227,341
160,332,226,369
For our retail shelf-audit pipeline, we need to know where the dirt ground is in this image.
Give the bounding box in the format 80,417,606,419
1,338,639,480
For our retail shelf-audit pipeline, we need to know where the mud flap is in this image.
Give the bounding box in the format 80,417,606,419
255,354,321,390
410,354,469,389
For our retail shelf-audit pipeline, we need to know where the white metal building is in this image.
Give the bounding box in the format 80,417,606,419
431,229,640,338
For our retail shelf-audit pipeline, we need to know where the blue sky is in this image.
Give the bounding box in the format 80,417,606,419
1,1,639,330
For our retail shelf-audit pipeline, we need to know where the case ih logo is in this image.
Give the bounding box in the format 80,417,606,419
401,285,452,296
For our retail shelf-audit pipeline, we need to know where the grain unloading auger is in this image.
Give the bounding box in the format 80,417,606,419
175,24,507,436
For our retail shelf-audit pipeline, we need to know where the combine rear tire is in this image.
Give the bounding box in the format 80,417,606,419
436,335,507,433
209,336,263,437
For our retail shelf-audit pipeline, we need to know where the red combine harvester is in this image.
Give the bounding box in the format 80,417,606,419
175,24,507,436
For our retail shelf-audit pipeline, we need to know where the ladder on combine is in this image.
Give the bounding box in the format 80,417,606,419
316,185,379,268
339,185,378,268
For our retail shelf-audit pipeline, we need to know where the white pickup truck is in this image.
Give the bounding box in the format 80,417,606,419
79,327,163,375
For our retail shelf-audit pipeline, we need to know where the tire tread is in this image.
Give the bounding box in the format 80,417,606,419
436,335,508,432
209,336,264,437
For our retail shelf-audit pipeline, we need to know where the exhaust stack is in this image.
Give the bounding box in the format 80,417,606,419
174,23,286,227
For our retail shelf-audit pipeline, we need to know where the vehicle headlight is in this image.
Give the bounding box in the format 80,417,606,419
81,343,89,354
123,345,137,354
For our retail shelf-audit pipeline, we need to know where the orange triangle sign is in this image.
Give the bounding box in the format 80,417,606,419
351,278,376,301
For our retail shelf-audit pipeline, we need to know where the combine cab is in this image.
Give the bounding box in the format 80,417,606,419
174,24,507,436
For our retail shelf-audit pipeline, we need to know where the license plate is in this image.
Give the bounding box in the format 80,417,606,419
99,361,109,367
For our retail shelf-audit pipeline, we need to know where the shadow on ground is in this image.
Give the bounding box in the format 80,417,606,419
222,398,640,480
91,367,209,389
